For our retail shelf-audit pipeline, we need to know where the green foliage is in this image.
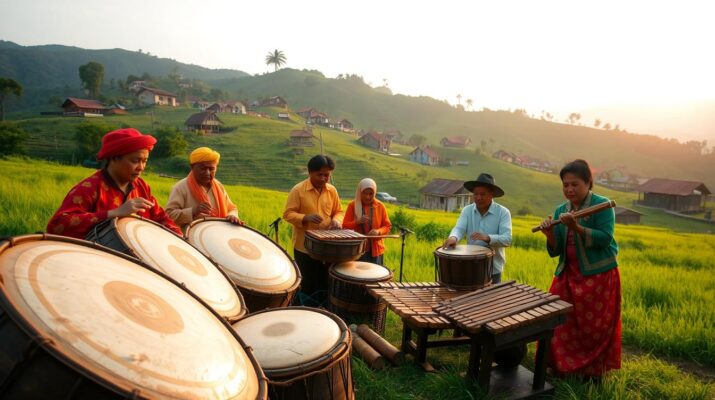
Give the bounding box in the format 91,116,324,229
265,49,287,71
152,125,188,158
0,123,28,155
390,207,417,233
407,133,426,146
78,61,105,98
516,205,533,216
74,121,113,162
0,77,23,121
415,221,450,242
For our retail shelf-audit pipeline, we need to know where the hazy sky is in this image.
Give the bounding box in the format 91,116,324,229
1,0,713,142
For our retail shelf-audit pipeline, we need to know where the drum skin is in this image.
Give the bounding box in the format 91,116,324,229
85,216,247,322
434,245,494,290
303,236,366,264
186,218,301,312
0,234,267,400
232,307,354,400
328,262,392,334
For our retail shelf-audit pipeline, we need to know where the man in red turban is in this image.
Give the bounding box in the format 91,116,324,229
47,128,182,238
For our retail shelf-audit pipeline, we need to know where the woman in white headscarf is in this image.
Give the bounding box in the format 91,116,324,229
342,178,392,265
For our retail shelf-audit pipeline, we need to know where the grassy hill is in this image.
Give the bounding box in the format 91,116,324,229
2,41,713,189
7,106,714,234
0,158,712,399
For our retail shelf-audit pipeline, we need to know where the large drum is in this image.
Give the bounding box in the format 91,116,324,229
434,244,494,290
0,234,267,399
231,307,354,400
304,230,366,264
328,261,392,334
85,216,247,322
186,218,301,311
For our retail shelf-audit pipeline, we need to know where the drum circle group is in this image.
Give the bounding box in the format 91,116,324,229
0,218,498,399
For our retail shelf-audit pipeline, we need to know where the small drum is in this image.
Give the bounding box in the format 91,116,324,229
186,218,301,312
231,307,354,400
304,230,366,263
434,244,494,290
328,261,392,334
0,234,267,399
86,216,247,322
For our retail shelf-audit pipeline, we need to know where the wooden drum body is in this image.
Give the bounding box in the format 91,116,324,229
434,244,494,291
304,230,366,264
232,307,354,400
0,234,267,400
187,218,301,312
85,216,247,322
328,262,392,334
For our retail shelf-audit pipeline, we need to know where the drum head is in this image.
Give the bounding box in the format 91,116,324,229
187,221,297,291
436,244,493,257
332,261,391,281
232,308,342,370
115,217,244,320
0,239,260,399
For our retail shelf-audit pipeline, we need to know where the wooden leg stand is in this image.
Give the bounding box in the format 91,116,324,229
400,320,470,372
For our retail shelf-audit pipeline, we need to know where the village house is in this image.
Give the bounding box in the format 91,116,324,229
410,146,441,166
419,178,472,212
297,108,330,126
515,155,555,173
596,168,640,192
192,100,212,110
331,118,354,131
277,112,291,120
259,96,288,108
289,129,314,146
614,206,643,225
637,178,711,213
185,111,223,134
358,131,391,153
383,130,406,144
492,149,517,163
137,87,178,107
61,97,105,117
207,101,247,114
440,136,471,148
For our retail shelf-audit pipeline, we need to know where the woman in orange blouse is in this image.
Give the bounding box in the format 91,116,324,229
343,178,392,265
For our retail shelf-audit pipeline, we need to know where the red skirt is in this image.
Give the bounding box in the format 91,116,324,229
548,233,622,377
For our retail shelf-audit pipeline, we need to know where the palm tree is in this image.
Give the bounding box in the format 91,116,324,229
265,49,287,72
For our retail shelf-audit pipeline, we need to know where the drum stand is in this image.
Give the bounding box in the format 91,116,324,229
398,226,413,282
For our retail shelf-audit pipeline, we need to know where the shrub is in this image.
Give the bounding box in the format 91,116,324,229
74,121,113,162
153,125,188,158
390,207,417,233
516,206,533,216
0,123,28,155
416,221,450,242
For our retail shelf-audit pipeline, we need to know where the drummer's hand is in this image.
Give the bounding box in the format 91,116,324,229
356,215,370,224
226,215,244,225
192,202,213,219
559,212,578,230
442,236,457,249
110,197,153,218
303,214,323,224
328,219,342,230
539,216,554,237
470,232,490,243
367,229,380,236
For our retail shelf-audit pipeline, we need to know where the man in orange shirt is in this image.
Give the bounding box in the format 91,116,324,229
283,155,344,301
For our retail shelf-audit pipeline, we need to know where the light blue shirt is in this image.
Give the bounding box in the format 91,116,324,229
448,201,512,274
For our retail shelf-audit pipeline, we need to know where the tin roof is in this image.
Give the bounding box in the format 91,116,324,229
637,178,710,196
419,178,470,196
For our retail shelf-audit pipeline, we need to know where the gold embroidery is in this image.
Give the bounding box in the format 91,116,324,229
72,196,83,205
82,181,93,188
69,216,81,226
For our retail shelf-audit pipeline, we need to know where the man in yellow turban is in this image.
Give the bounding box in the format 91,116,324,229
166,147,243,230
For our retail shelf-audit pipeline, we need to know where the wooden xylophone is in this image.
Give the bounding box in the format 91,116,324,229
306,229,366,240
434,280,572,334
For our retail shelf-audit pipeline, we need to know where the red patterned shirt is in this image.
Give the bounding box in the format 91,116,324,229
46,169,181,238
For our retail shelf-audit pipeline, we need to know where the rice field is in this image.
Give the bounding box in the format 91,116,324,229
0,157,713,399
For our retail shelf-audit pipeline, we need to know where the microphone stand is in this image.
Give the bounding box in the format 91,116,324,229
268,217,281,244
398,226,413,282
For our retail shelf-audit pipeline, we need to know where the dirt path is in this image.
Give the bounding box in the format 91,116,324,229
624,346,715,383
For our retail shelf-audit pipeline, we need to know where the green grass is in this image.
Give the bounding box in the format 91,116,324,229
0,158,713,399
8,107,713,233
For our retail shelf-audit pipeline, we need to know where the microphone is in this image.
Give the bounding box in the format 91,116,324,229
399,226,414,234
269,217,281,227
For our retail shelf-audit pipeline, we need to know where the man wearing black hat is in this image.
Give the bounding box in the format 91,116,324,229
442,173,512,283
